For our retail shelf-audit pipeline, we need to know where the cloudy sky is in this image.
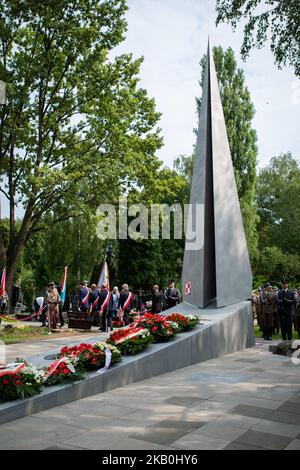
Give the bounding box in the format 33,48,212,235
116,0,300,169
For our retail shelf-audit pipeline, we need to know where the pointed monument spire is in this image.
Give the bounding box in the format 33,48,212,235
182,41,252,308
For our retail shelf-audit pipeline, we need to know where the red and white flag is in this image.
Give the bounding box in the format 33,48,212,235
97,261,110,290
1,268,6,297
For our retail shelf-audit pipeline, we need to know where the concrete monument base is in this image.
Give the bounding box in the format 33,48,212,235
0,301,254,424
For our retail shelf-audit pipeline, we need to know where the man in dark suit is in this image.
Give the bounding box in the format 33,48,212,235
118,284,132,326
277,278,295,341
164,280,180,310
99,284,110,332
89,284,100,326
152,285,164,314
78,281,90,319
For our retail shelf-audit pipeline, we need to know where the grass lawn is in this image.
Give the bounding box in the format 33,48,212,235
254,325,299,340
0,325,49,344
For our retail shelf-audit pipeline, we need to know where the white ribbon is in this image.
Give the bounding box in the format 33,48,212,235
96,348,112,374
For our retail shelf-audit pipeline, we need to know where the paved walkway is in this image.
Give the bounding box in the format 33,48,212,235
1,339,300,450
4,326,111,367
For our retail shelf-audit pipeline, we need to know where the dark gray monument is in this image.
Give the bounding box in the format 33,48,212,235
0,43,255,426
182,42,252,309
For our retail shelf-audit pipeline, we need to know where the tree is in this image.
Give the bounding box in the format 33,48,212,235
253,246,300,285
198,46,259,260
0,0,162,296
256,152,300,255
216,0,300,77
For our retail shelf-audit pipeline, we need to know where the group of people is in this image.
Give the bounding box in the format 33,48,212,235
77,279,181,332
35,279,181,332
77,282,132,331
252,278,300,341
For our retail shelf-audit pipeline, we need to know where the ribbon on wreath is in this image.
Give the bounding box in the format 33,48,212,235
113,326,147,345
0,362,25,377
43,356,75,381
96,348,112,374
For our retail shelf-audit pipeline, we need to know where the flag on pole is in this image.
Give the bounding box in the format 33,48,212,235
1,268,6,297
97,261,110,289
60,266,68,304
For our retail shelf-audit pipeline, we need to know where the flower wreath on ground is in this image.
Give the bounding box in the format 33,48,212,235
134,314,179,342
0,362,43,402
165,313,199,331
59,342,122,370
107,325,153,355
43,356,84,386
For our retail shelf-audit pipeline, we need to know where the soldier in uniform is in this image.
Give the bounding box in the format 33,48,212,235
261,283,276,340
277,278,295,341
77,281,90,320
253,287,263,333
272,287,280,335
164,280,181,310
45,282,61,330
294,287,300,339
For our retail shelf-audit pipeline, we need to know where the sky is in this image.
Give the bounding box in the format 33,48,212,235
115,0,300,169
1,0,299,219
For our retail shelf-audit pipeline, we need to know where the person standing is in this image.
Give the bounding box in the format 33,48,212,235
277,278,295,341
33,295,47,327
152,285,164,314
256,287,264,334
98,284,111,332
118,284,133,326
78,281,90,320
260,283,275,341
294,288,300,339
89,284,100,326
56,285,65,328
45,282,61,330
164,280,180,310
108,286,120,328
273,286,280,335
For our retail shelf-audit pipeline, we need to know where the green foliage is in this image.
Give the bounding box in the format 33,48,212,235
256,153,300,255
0,326,48,344
0,0,163,291
216,0,300,77
253,246,300,284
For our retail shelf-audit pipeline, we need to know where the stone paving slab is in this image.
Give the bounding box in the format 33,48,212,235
234,430,292,450
0,339,299,450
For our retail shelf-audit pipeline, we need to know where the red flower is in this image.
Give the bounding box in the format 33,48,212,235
62,368,70,375
152,326,158,332
2,379,9,385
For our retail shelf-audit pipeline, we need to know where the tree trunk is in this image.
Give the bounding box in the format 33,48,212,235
6,204,33,297
0,229,6,270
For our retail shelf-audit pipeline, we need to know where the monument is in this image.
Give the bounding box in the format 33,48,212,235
0,43,255,425
182,42,252,309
